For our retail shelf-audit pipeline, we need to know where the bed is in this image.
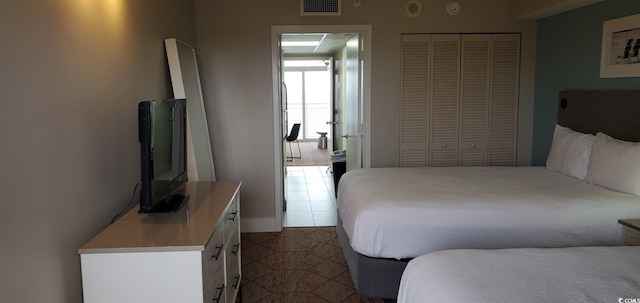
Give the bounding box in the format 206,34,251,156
336,90,640,300
397,246,640,303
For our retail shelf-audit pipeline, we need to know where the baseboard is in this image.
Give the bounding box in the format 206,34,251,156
241,217,278,233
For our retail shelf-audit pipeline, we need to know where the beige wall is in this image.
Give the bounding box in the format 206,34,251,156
194,0,537,231
0,1,195,302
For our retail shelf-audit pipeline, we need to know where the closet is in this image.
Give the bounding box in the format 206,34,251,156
400,33,520,167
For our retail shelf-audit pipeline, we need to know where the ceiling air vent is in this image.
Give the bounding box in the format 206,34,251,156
301,0,341,16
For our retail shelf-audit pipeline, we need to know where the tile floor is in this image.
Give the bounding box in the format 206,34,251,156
284,165,337,227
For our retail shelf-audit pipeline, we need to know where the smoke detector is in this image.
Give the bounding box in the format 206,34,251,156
447,1,461,15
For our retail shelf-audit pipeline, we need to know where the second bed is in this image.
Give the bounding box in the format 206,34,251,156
397,246,640,303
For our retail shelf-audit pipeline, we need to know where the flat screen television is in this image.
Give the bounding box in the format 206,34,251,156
138,99,189,213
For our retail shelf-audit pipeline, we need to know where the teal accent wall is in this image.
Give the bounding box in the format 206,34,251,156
532,0,640,165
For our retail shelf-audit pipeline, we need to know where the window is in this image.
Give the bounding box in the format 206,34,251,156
284,59,331,140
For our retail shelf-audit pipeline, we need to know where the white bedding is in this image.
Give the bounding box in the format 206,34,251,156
397,246,640,303
337,166,640,259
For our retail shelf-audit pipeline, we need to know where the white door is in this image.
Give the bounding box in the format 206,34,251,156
279,41,287,212
344,35,362,171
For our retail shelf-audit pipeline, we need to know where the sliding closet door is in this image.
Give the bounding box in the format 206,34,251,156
459,35,490,166
488,34,520,166
400,33,520,167
400,34,430,167
399,34,461,167
429,34,460,166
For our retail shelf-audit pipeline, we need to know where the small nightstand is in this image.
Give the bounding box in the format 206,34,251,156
618,219,640,246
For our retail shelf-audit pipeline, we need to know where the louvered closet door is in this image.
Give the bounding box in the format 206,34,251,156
459,35,490,166
429,34,460,166
400,33,519,167
489,34,520,165
400,34,430,167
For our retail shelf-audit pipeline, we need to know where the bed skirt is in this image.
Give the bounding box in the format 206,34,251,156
337,215,410,300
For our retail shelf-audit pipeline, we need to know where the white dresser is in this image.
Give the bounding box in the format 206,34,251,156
79,181,242,303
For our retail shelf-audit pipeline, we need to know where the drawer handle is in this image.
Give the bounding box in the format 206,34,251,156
228,211,238,222
212,244,224,260
471,143,476,148
212,284,225,302
232,275,241,289
441,144,447,148
232,243,240,256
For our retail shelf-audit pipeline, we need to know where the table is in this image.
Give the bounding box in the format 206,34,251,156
317,131,328,149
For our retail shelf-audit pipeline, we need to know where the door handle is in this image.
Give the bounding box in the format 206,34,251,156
326,121,338,125
342,135,352,139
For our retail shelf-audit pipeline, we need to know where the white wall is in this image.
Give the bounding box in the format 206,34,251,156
194,0,537,232
0,1,195,302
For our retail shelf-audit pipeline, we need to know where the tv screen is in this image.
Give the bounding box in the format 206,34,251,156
138,99,188,213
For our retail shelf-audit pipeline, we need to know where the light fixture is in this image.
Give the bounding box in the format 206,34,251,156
281,41,320,47
404,0,423,18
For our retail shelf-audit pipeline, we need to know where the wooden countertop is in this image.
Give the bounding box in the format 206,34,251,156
79,180,241,254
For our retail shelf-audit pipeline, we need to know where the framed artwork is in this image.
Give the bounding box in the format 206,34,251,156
600,14,640,78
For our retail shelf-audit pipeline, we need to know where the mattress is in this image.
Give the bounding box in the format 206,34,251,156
397,246,640,303
337,166,640,259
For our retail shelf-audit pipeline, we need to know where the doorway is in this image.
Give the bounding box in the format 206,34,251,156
272,25,372,231
282,57,335,227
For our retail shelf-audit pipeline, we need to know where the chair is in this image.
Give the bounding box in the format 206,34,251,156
285,123,301,161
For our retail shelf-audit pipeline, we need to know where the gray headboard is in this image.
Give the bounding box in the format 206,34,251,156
557,90,640,142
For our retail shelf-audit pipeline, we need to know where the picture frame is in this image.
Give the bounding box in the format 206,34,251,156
600,14,640,78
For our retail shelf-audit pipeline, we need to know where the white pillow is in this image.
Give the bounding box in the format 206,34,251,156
584,132,640,196
546,124,595,180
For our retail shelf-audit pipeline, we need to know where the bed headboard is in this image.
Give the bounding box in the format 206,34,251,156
557,90,640,142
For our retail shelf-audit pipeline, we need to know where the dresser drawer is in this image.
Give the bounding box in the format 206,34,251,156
225,227,241,302
203,265,225,303
224,195,240,243
203,226,225,302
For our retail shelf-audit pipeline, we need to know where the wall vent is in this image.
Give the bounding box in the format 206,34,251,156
301,0,341,16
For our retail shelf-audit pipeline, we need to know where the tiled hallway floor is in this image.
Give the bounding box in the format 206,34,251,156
284,166,337,227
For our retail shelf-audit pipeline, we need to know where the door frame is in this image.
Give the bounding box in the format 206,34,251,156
271,24,372,232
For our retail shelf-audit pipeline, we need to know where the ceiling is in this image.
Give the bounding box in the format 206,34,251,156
281,33,355,55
